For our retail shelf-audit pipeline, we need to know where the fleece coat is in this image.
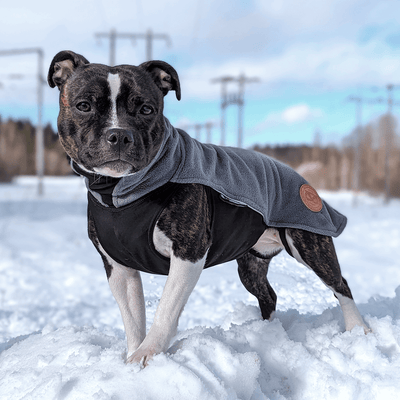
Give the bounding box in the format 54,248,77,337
78,118,347,237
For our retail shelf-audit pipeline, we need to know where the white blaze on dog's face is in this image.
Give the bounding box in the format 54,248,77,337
93,72,129,177
107,73,121,129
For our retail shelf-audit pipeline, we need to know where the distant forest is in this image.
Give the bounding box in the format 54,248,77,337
0,118,70,181
0,114,399,198
256,113,400,198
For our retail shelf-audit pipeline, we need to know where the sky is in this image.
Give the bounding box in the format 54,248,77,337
1,0,400,148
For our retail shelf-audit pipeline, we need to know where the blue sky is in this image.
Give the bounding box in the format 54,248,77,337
0,0,399,148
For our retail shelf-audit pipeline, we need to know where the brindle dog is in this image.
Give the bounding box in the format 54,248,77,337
48,50,369,366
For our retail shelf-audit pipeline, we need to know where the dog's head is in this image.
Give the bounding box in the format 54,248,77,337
48,50,180,177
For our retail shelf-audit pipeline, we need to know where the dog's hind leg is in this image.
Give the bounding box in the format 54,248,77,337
237,250,280,320
285,228,370,333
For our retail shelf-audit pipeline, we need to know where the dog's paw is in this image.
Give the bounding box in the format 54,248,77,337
345,321,372,335
126,345,162,367
363,325,373,335
344,318,372,335
126,352,151,367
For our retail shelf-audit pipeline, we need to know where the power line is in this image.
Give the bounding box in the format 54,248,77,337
211,74,259,147
95,28,171,65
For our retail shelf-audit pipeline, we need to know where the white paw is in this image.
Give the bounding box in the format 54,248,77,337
126,343,164,367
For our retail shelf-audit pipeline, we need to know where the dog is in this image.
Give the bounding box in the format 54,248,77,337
48,50,369,366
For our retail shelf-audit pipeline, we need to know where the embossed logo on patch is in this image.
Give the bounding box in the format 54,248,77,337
300,184,323,212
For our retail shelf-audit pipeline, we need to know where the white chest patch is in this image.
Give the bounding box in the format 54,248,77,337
107,73,121,128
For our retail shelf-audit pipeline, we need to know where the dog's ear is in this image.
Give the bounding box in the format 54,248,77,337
48,50,89,90
139,60,181,100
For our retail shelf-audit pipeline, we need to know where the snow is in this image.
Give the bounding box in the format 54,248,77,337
0,176,400,399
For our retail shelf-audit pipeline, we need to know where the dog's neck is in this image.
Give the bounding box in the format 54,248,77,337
72,161,121,206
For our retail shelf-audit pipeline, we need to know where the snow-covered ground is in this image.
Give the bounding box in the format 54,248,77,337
0,176,400,400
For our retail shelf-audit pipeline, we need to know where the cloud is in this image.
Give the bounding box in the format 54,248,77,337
252,103,323,133
282,104,322,123
2,0,400,112
179,35,400,101
255,0,396,42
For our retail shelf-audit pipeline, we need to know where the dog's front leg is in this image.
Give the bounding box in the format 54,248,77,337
89,214,147,354
108,261,146,356
126,252,207,366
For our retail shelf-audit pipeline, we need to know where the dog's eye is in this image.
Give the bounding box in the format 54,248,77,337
140,105,154,115
76,101,91,112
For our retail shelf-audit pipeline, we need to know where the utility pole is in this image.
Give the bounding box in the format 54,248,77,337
348,88,400,204
205,121,216,143
179,121,218,143
95,28,171,65
383,84,400,203
347,95,363,203
211,74,259,147
211,76,234,146
0,48,45,196
347,94,384,203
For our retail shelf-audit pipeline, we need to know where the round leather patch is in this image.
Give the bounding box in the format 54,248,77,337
300,184,323,212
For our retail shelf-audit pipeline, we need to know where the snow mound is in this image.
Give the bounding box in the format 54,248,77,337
1,294,400,400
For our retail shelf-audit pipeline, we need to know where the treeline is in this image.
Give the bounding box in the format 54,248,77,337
1,114,400,198
254,143,353,191
0,118,70,181
254,113,400,198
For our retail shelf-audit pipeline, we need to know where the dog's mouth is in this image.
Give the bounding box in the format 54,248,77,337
93,160,134,178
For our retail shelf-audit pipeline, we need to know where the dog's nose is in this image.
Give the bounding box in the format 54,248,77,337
107,129,134,147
